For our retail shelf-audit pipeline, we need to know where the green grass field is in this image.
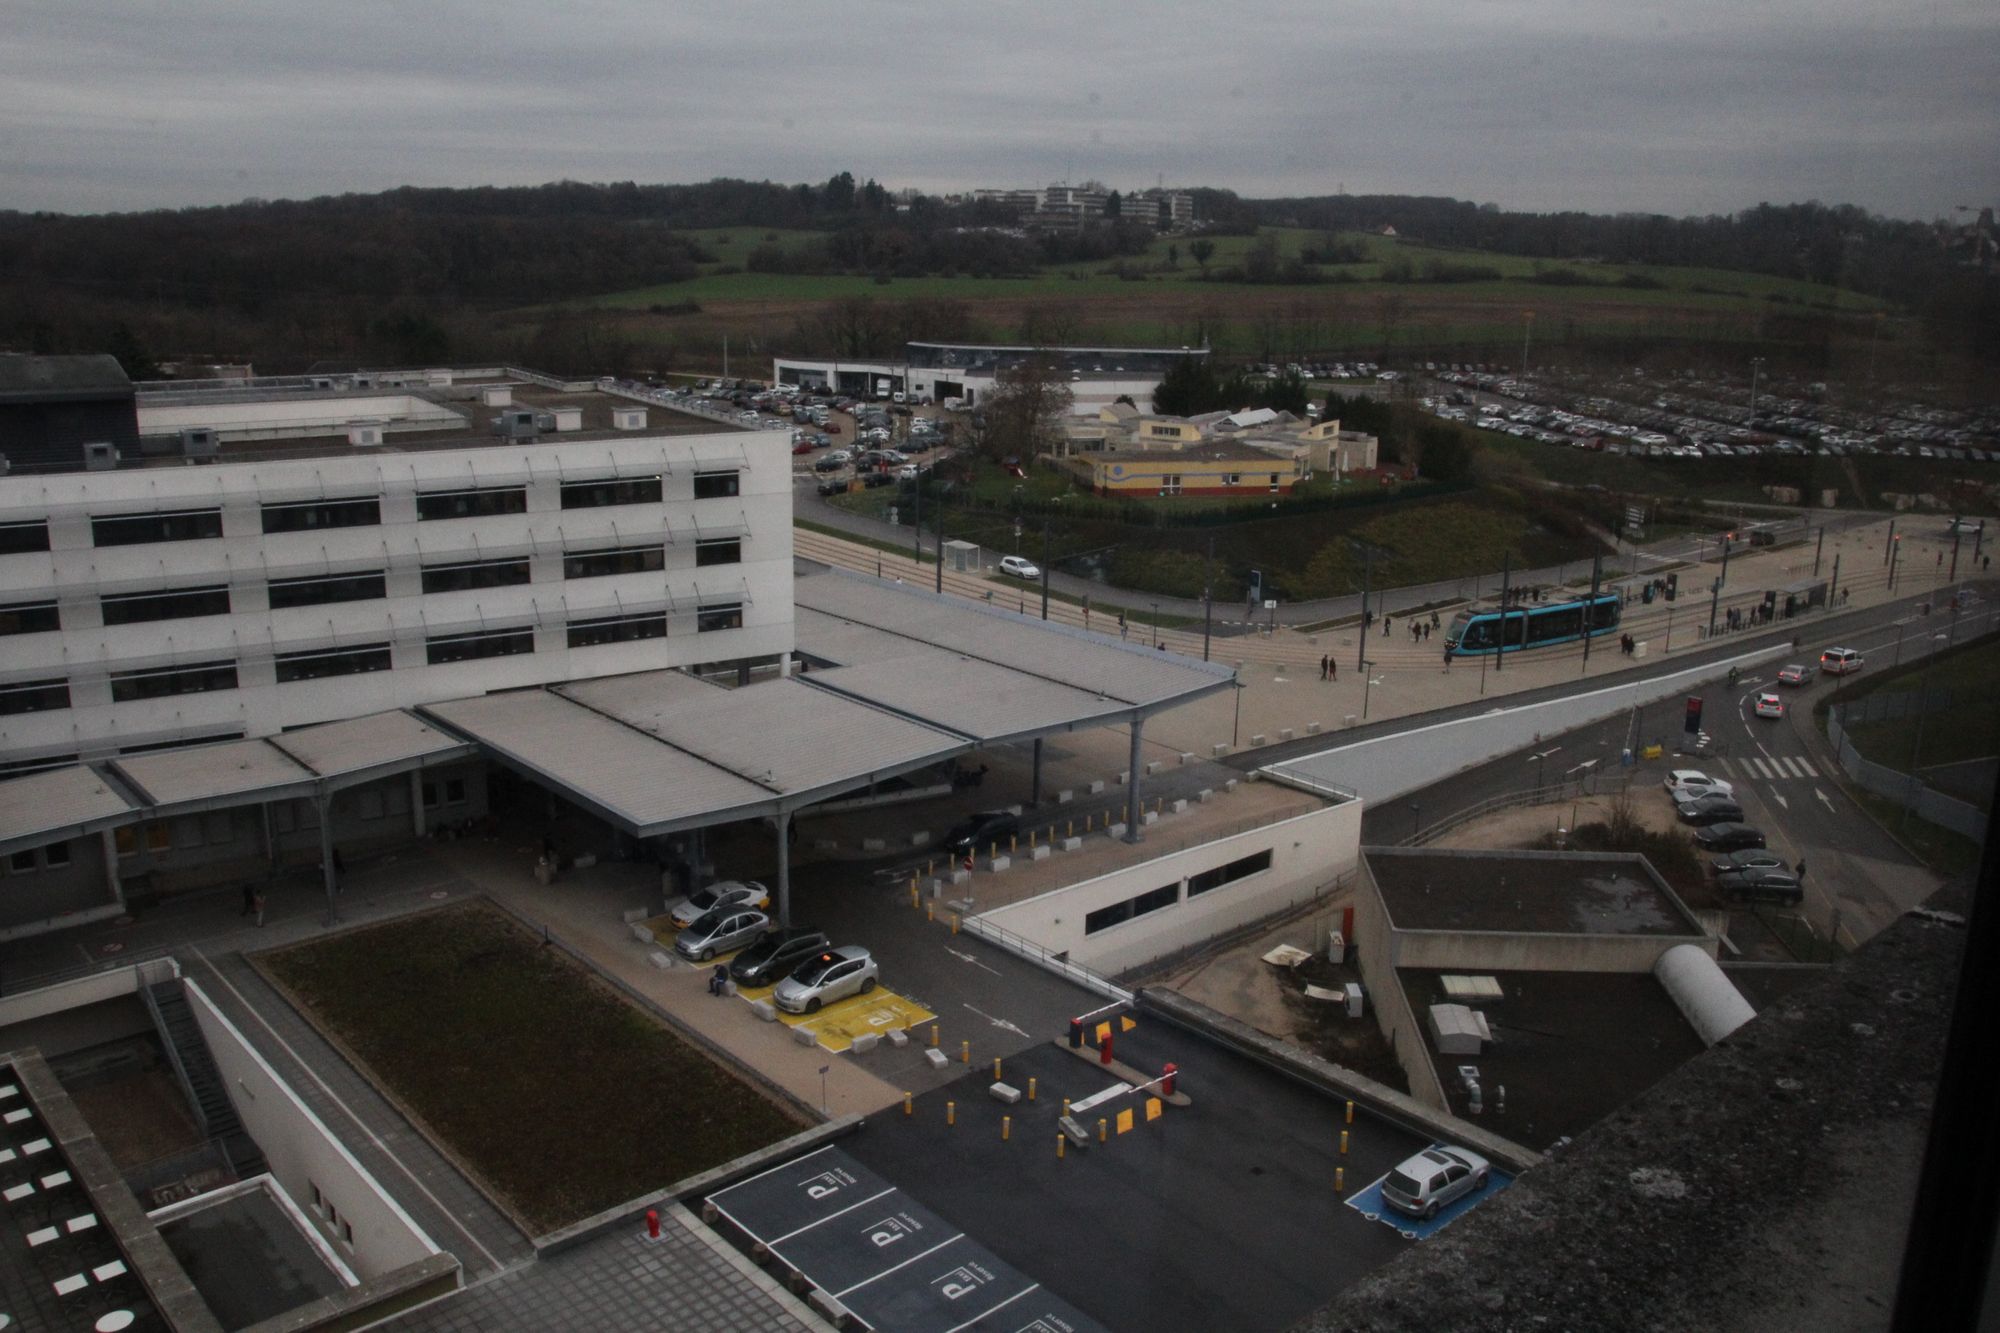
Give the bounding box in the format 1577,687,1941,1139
1840,638,2000,771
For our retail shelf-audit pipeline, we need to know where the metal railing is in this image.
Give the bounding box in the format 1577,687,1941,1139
958,916,1132,1004
1402,771,1633,846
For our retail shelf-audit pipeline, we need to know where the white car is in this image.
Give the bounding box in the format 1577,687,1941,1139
1380,1144,1491,1220
1753,692,1785,719
1663,770,1732,797
773,946,879,1014
998,555,1041,580
670,880,771,928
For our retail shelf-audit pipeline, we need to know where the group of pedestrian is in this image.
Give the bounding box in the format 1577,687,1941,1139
1617,633,1639,655
1407,620,1434,644
1318,655,1339,681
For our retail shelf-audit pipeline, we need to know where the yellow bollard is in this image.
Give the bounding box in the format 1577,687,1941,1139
926,901,934,922
1057,1132,1066,1159
1030,829,1038,848
993,1058,1002,1080
1098,1118,1108,1144
930,1024,939,1048
989,841,998,861
910,885,920,910
1009,834,1017,853
1345,1100,1355,1125
1067,819,1074,838
925,859,934,877
947,1101,955,1127
1062,1097,1071,1117
1002,1115,1011,1141
904,1091,913,1117
1028,1077,1037,1102
1340,1130,1349,1156
950,913,960,936
1336,1166,1345,1194
961,1040,970,1065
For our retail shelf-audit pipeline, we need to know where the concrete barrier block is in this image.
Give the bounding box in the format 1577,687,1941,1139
987,855,1011,872
1251,733,1267,747
1144,760,1162,776
1142,810,1159,826
851,1033,880,1054
813,838,838,852
1212,743,1229,758
647,951,674,971
1106,822,1128,839
573,853,598,870
909,831,931,848
751,1000,778,1022
925,1047,950,1069
1060,836,1083,852
1029,844,1051,862
861,837,886,853
1179,752,1195,765
1170,799,1188,815
1056,788,1074,805
793,1026,819,1047
1344,714,1359,728
989,1082,1022,1105
1280,728,1295,742
887,1028,909,1048
1118,770,1130,785
621,907,648,924
951,868,973,886
629,922,655,943
1088,779,1106,795
1224,778,1239,794
1308,721,1322,735
1198,788,1214,803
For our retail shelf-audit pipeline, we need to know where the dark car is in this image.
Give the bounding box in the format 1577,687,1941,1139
861,470,894,488
1677,795,1745,826
812,455,846,473
1693,822,1766,852
1716,869,1804,905
1711,848,1789,876
816,476,850,496
945,809,1020,855
729,927,832,987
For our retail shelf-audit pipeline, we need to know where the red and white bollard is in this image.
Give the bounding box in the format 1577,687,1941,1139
1100,1032,1115,1067
645,1208,660,1241
1161,1062,1178,1097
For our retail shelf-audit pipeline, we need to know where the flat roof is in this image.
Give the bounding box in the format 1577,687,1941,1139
111,738,316,808
157,1183,349,1329
0,766,136,847
1396,967,1710,1154
264,710,473,781
0,353,132,401
1367,849,1699,936
1100,440,1299,465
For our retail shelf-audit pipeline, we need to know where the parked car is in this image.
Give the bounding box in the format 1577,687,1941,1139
773,946,879,1014
1380,1144,1492,1220
1716,868,1804,905
816,476,851,496
675,908,771,962
791,440,816,455
998,555,1041,580
1776,663,1817,686
1711,848,1789,876
861,470,894,489
729,927,832,987
671,880,770,928
945,809,1021,855
1820,646,1864,675
1693,822,1767,852
1753,692,1785,719
1664,770,1732,797
1678,795,1746,826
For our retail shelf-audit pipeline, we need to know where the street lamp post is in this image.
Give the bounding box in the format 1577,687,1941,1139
1749,356,1765,417
1362,662,1380,720
1409,803,1421,842
1529,746,1561,792
1151,602,1160,649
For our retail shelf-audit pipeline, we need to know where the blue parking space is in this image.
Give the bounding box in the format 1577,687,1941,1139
1344,1169,1514,1240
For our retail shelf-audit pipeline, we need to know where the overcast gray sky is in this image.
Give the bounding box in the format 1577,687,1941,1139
5,0,1995,220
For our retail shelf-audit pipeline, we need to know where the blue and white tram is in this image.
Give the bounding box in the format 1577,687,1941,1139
1444,591,1622,656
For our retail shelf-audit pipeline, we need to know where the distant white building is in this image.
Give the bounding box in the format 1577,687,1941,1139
772,341,1208,416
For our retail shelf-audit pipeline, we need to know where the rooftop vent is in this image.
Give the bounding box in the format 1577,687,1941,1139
179,427,219,459
491,410,539,442
612,406,648,431
347,421,385,447
83,441,118,471
480,386,514,407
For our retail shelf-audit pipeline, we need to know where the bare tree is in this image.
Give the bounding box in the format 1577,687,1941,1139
978,353,1074,462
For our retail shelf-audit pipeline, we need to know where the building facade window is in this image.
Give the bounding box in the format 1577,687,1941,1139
695,538,741,567
0,679,70,716
0,521,50,555
1083,882,1181,936
275,643,392,683
416,486,527,521
696,602,743,633
426,628,534,665
261,497,381,534
420,558,530,594
567,612,667,648
91,509,223,547
268,572,387,609
1187,849,1273,896
101,585,231,625
692,470,741,500
109,660,238,702
1223,473,1242,486
563,545,665,580
560,476,662,509
0,601,60,636
1160,475,1182,496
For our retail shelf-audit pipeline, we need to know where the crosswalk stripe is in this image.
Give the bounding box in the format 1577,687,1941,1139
1797,757,1819,778
1743,758,1771,779
1775,757,1800,778
1715,758,1736,778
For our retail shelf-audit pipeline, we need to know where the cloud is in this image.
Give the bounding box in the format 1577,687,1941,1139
2,0,1995,218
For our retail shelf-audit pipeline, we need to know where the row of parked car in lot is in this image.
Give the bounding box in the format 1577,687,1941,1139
665,880,879,1014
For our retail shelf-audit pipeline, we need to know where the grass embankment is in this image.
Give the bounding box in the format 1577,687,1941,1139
262,902,802,1233
1838,637,2000,770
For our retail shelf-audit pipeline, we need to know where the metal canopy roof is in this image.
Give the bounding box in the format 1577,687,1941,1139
0,766,136,850
792,569,1236,711
266,710,472,782
112,738,317,809
805,657,1127,742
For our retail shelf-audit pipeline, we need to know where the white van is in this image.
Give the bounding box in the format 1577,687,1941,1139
1819,646,1864,675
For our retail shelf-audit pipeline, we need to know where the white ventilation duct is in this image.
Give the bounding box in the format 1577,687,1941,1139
1653,943,1757,1046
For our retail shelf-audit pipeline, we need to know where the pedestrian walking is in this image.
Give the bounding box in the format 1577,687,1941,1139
1431,611,1441,629
1442,647,1454,672
253,888,267,927
1383,618,1392,637
1329,658,1337,682
1320,654,1329,680
1795,860,1807,880
1119,611,1128,640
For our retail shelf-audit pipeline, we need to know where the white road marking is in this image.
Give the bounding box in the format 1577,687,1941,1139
1755,740,1774,760
1799,758,1820,778
1770,790,1789,809
961,1003,1033,1039
1817,788,1836,811
942,946,1004,977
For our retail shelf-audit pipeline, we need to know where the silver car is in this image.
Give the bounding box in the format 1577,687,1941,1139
674,908,770,962
772,946,879,1015
1380,1144,1491,1220
671,880,769,928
